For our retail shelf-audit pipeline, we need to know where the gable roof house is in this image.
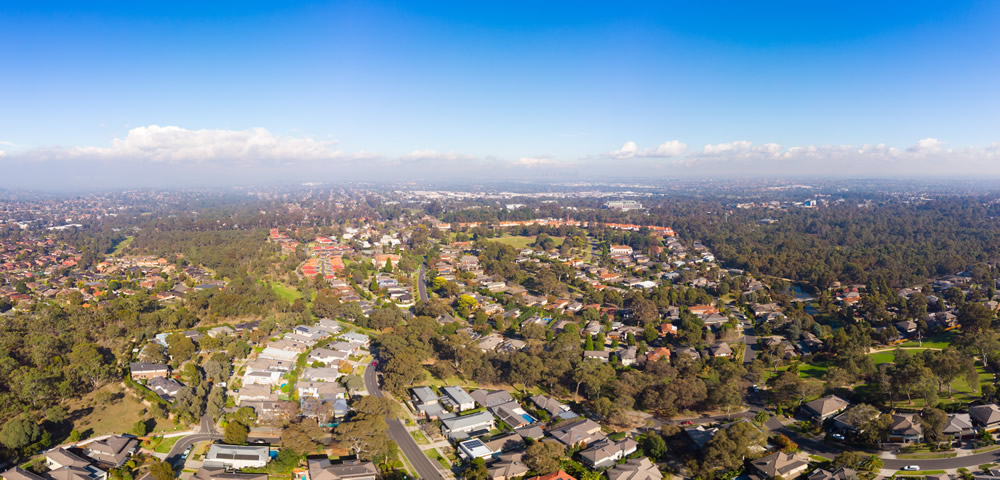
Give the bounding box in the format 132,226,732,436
308,459,377,480
579,438,639,469
944,413,976,439
83,435,138,467
530,395,575,419
441,411,495,439
751,452,809,480
45,449,107,480
971,404,1000,431
548,418,605,448
203,445,269,470
487,452,530,480
147,376,184,401
471,389,515,408
802,395,850,422
441,386,477,412
889,414,924,443
129,362,169,380
605,458,662,480
808,467,859,480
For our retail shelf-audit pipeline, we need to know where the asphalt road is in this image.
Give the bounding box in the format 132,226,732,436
417,264,429,302
364,357,445,480
164,415,221,467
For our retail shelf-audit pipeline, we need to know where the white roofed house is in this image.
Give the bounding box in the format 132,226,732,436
203,445,269,470
242,369,282,386
441,411,495,439
309,348,350,365
441,386,476,411
339,332,370,348
147,377,184,401
301,367,342,383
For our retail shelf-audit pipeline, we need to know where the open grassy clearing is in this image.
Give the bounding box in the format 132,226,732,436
110,236,134,256
271,283,303,302
899,331,956,349
65,384,186,440
489,235,564,249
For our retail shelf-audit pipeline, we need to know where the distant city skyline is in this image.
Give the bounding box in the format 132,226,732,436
1,1,998,188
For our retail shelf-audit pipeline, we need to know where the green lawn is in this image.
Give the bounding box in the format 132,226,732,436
411,430,430,445
110,236,134,256
425,449,451,469
899,331,956,349
489,235,564,249
798,361,832,380
271,283,303,302
896,471,946,476
869,351,897,365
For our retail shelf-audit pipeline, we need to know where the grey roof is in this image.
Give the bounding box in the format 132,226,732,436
752,452,808,479
308,459,378,480
441,411,495,432
2,467,46,480
412,386,439,404
442,386,475,406
606,458,662,480
129,362,168,373
803,395,849,418
548,418,605,446
471,389,514,408
579,438,638,467
971,404,1000,426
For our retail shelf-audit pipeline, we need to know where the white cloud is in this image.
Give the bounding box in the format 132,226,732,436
610,141,639,159
608,140,686,159
59,125,342,165
400,149,476,162
0,141,15,147
514,155,558,167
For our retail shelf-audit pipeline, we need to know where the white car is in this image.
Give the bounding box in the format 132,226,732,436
831,433,844,440
902,465,920,471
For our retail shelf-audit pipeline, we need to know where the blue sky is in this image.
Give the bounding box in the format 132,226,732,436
1,1,999,188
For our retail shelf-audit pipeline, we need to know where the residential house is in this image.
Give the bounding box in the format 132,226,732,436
297,381,346,400
944,413,976,440
971,404,1000,431
802,395,850,422
2,468,46,480
476,333,504,352
442,386,477,412
147,377,184,401
888,414,923,443
83,436,138,468
203,445,269,470
301,367,342,383
243,369,282,386
237,384,278,405
206,326,234,338
487,452,530,480
45,449,107,480
471,389,515,408
411,386,439,406
339,332,370,348
579,438,639,469
831,404,881,433
307,459,378,480
129,362,169,380
441,411,495,438
605,458,662,480
457,438,494,460
583,350,611,362
492,401,535,429
530,395,574,419
808,468,859,480
750,452,809,480
709,343,732,358
548,418,605,448
308,348,350,365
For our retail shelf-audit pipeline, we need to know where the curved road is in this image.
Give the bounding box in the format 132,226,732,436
364,357,445,480
165,415,221,467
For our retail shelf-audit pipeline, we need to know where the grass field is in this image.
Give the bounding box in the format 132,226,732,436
490,235,564,249
899,331,956,349
110,236,134,257
153,436,181,453
798,361,832,379
896,471,946,476
869,351,897,365
897,452,957,459
67,384,185,439
271,283,304,302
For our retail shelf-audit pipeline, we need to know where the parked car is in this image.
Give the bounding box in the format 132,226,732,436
831,433,844,440
902,465,920,471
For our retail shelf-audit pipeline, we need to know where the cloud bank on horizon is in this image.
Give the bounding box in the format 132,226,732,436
1,125,999,189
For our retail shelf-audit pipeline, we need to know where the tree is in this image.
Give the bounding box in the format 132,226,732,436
524,440,564,475
224,421,249,445
343,374,365,395
703,421,768,471
920,407,949,444
334,397,395,461
282,419,326,455
149,461,175,480
166,333,196,361
464,458,489,480
643,432,668,460
131,420,150,436
0,416,41,451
